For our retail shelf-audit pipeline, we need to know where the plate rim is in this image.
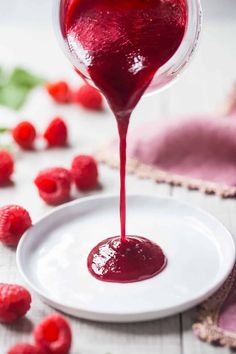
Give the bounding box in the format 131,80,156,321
16,194,236,322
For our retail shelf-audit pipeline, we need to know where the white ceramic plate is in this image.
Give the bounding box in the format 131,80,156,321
17,195,235,323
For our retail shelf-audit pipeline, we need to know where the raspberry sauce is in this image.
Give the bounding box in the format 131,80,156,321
63,0,187,283
87,236,167,283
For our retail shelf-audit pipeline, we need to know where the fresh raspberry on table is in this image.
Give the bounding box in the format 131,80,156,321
43,118,68,147
12,121,37,150
46,81,71,104
34,167,72,205
0,284,31,323
0,149,14,184
73,84,103,110
34,314,72,354
71,155,99,190
0,205,32,247
7,343,44,354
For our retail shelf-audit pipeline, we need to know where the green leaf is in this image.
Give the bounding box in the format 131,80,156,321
0,67,45,110
0,83,29,110
9,67,45,89
0,127,9,133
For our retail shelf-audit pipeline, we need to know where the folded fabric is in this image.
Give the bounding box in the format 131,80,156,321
193,263,236,347
98,86,236,197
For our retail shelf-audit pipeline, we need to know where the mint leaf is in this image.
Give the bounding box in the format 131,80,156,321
0,127,9,133
0,67,45,110
10,67,45,89
0,83,29,110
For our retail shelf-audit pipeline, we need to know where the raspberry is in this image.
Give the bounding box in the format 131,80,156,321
73,84,103,110
12,121,36,150
44,118,68,147
71,155,98,190
0,205,32,247
34,168,71,205
34,314,72,354
0,284,31,323
0,150,14,184
46,81,71,104
7,343,43,354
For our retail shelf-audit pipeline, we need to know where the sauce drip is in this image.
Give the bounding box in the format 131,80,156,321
64,0,187,282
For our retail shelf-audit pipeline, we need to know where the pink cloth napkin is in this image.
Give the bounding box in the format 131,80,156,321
193,264,236,347
98,86,236,197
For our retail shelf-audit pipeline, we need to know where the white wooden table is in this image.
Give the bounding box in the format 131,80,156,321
0,0,236,352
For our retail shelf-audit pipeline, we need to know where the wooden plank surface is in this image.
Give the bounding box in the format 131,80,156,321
1,0,236,353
